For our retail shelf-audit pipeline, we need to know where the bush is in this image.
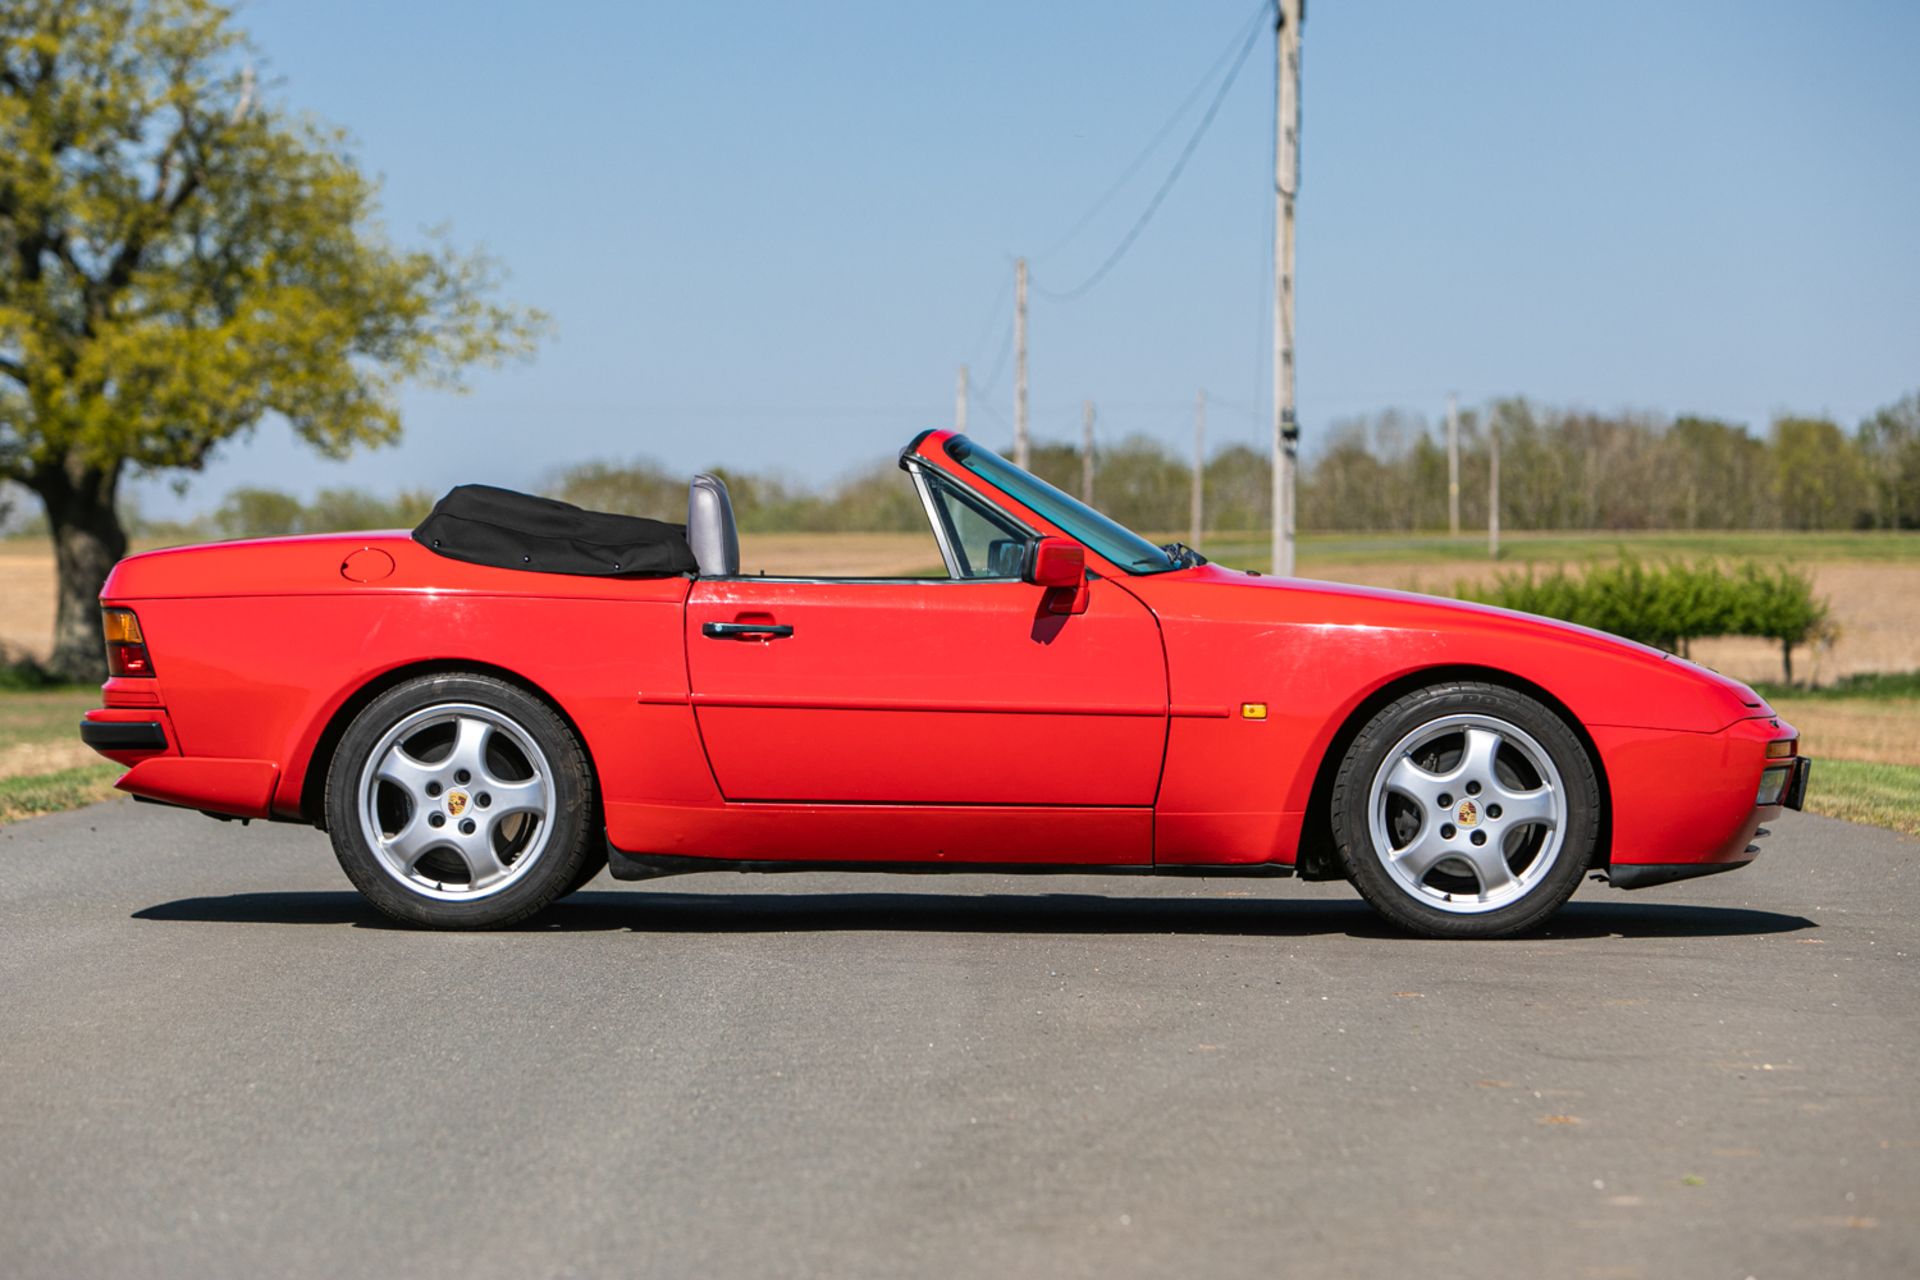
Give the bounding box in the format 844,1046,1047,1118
1460,557,1831,683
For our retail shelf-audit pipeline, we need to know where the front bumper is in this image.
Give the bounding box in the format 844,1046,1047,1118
1593,714,1810,889
1607,754,1812,890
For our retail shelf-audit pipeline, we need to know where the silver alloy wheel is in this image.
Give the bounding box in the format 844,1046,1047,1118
357,702,557,902
1365,712,1567,915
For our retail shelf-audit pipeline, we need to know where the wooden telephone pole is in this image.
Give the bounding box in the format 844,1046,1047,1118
1447,392,1460,536
955,364,969,435
1272,0,1303,575
1081,399,1096,504
1014,258,1029,468
1488,404,1502,559
1191,389,1207,548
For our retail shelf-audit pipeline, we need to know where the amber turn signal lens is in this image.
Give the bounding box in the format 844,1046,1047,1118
102,608,155,677
1240,702,1268,720
1765,737,1796,759
102,608,144,643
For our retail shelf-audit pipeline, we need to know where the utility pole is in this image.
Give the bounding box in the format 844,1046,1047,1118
1446,391,1460,536
1272,0,1303,576
1014,257,1029,469
955,364,969,435
1080,399,1096,505
1191,389,1207,548
1488,404,1502,560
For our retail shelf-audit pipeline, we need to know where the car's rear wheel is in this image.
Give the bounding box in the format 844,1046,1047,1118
324,673,597,929
1330,681,1600,939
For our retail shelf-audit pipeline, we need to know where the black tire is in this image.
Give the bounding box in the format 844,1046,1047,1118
562,847,609,897
1330,680,1600,939
324,672,598,929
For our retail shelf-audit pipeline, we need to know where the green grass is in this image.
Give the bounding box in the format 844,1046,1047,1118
1190,528,1920,571
0,762,122,824
1801,759,1920,837
0,685,100,749
1753,671,1920,701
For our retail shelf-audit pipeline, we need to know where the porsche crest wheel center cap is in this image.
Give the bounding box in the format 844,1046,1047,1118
1455,799,1479,827
445,790,470,818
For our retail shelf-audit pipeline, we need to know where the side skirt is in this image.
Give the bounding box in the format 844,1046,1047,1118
608,846,1296,883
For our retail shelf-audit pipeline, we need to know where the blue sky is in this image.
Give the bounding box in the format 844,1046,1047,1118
131,0,1918,517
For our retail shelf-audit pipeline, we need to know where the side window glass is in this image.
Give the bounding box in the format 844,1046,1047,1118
927,478,1029,579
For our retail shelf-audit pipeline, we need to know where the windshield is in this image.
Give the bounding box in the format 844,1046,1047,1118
944,437,1179,575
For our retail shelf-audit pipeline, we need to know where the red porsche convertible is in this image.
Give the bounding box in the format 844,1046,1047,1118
80,429,1809,937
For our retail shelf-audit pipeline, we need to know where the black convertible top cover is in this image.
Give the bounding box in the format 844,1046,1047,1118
412,485,698,577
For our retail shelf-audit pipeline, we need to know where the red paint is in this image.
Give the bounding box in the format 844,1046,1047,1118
84,432,1794,885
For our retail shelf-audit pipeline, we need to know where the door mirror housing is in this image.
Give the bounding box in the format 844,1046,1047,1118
1027,537,1086,589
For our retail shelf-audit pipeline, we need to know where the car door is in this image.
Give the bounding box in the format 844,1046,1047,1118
682,476,1168,812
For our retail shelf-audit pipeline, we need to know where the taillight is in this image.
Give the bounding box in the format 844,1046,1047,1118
102,608,155,677
1756,763,1792,806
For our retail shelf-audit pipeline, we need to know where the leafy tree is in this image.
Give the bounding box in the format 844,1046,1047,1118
303,486,434,534
210,486,302,539
1858,392,1920,530
548,458,688,523
1770,417,1867,531
0,0,543,678
1202,442,1270,532
1667,416,1768,529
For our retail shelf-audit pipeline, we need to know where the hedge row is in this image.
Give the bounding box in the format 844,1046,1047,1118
1457,558,1832,683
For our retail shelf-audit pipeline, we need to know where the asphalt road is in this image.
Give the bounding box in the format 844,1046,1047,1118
1,801,1915,1279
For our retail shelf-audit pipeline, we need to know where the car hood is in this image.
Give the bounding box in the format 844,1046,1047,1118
1132,563,1770,729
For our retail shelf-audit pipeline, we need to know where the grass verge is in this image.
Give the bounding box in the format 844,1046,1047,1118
1798,759,1920,837
1753,671,1920,701
0,762,122,824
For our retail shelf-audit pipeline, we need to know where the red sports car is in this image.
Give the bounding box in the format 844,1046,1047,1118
80,430,1810,937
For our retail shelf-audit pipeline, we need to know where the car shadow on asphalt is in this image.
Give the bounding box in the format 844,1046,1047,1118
133,889,1818,940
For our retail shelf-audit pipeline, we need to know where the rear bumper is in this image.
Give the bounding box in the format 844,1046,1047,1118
79,719,168,752
82,705,279,819
114,756,280,818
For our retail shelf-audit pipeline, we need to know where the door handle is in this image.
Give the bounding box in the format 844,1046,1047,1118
701,621,795,639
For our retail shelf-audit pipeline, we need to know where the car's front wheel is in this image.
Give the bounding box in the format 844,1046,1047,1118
1330,681,1600,938
324,673,598,929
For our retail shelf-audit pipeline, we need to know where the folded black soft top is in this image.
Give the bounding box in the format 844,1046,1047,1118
412,485,698,577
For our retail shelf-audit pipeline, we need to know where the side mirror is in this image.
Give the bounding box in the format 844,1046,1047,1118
1027,537,1086,589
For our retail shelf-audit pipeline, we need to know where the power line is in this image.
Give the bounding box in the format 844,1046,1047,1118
1034,3,1268,304
961,270,1014,371
1034,0,1272,265
973,311,1016,402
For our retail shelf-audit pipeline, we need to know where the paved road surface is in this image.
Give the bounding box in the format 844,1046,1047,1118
2,801,1915,1279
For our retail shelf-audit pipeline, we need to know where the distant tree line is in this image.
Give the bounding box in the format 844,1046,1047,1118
19,389,1909,545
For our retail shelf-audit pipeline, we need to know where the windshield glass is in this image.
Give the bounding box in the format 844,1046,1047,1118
944,437,1178,575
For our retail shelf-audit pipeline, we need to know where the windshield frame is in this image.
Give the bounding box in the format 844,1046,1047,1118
942,436,1180,576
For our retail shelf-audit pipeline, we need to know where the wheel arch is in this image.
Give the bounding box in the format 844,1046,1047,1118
298,659,604,830
1293,663,1613,880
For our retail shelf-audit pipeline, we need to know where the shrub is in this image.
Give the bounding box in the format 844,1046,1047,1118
1460,557,1830,683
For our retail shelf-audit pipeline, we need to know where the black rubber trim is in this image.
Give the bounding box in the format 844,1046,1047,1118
607,846,1295,882
79,719,167,752
1783,757,1812,811
1606,859,1753,891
